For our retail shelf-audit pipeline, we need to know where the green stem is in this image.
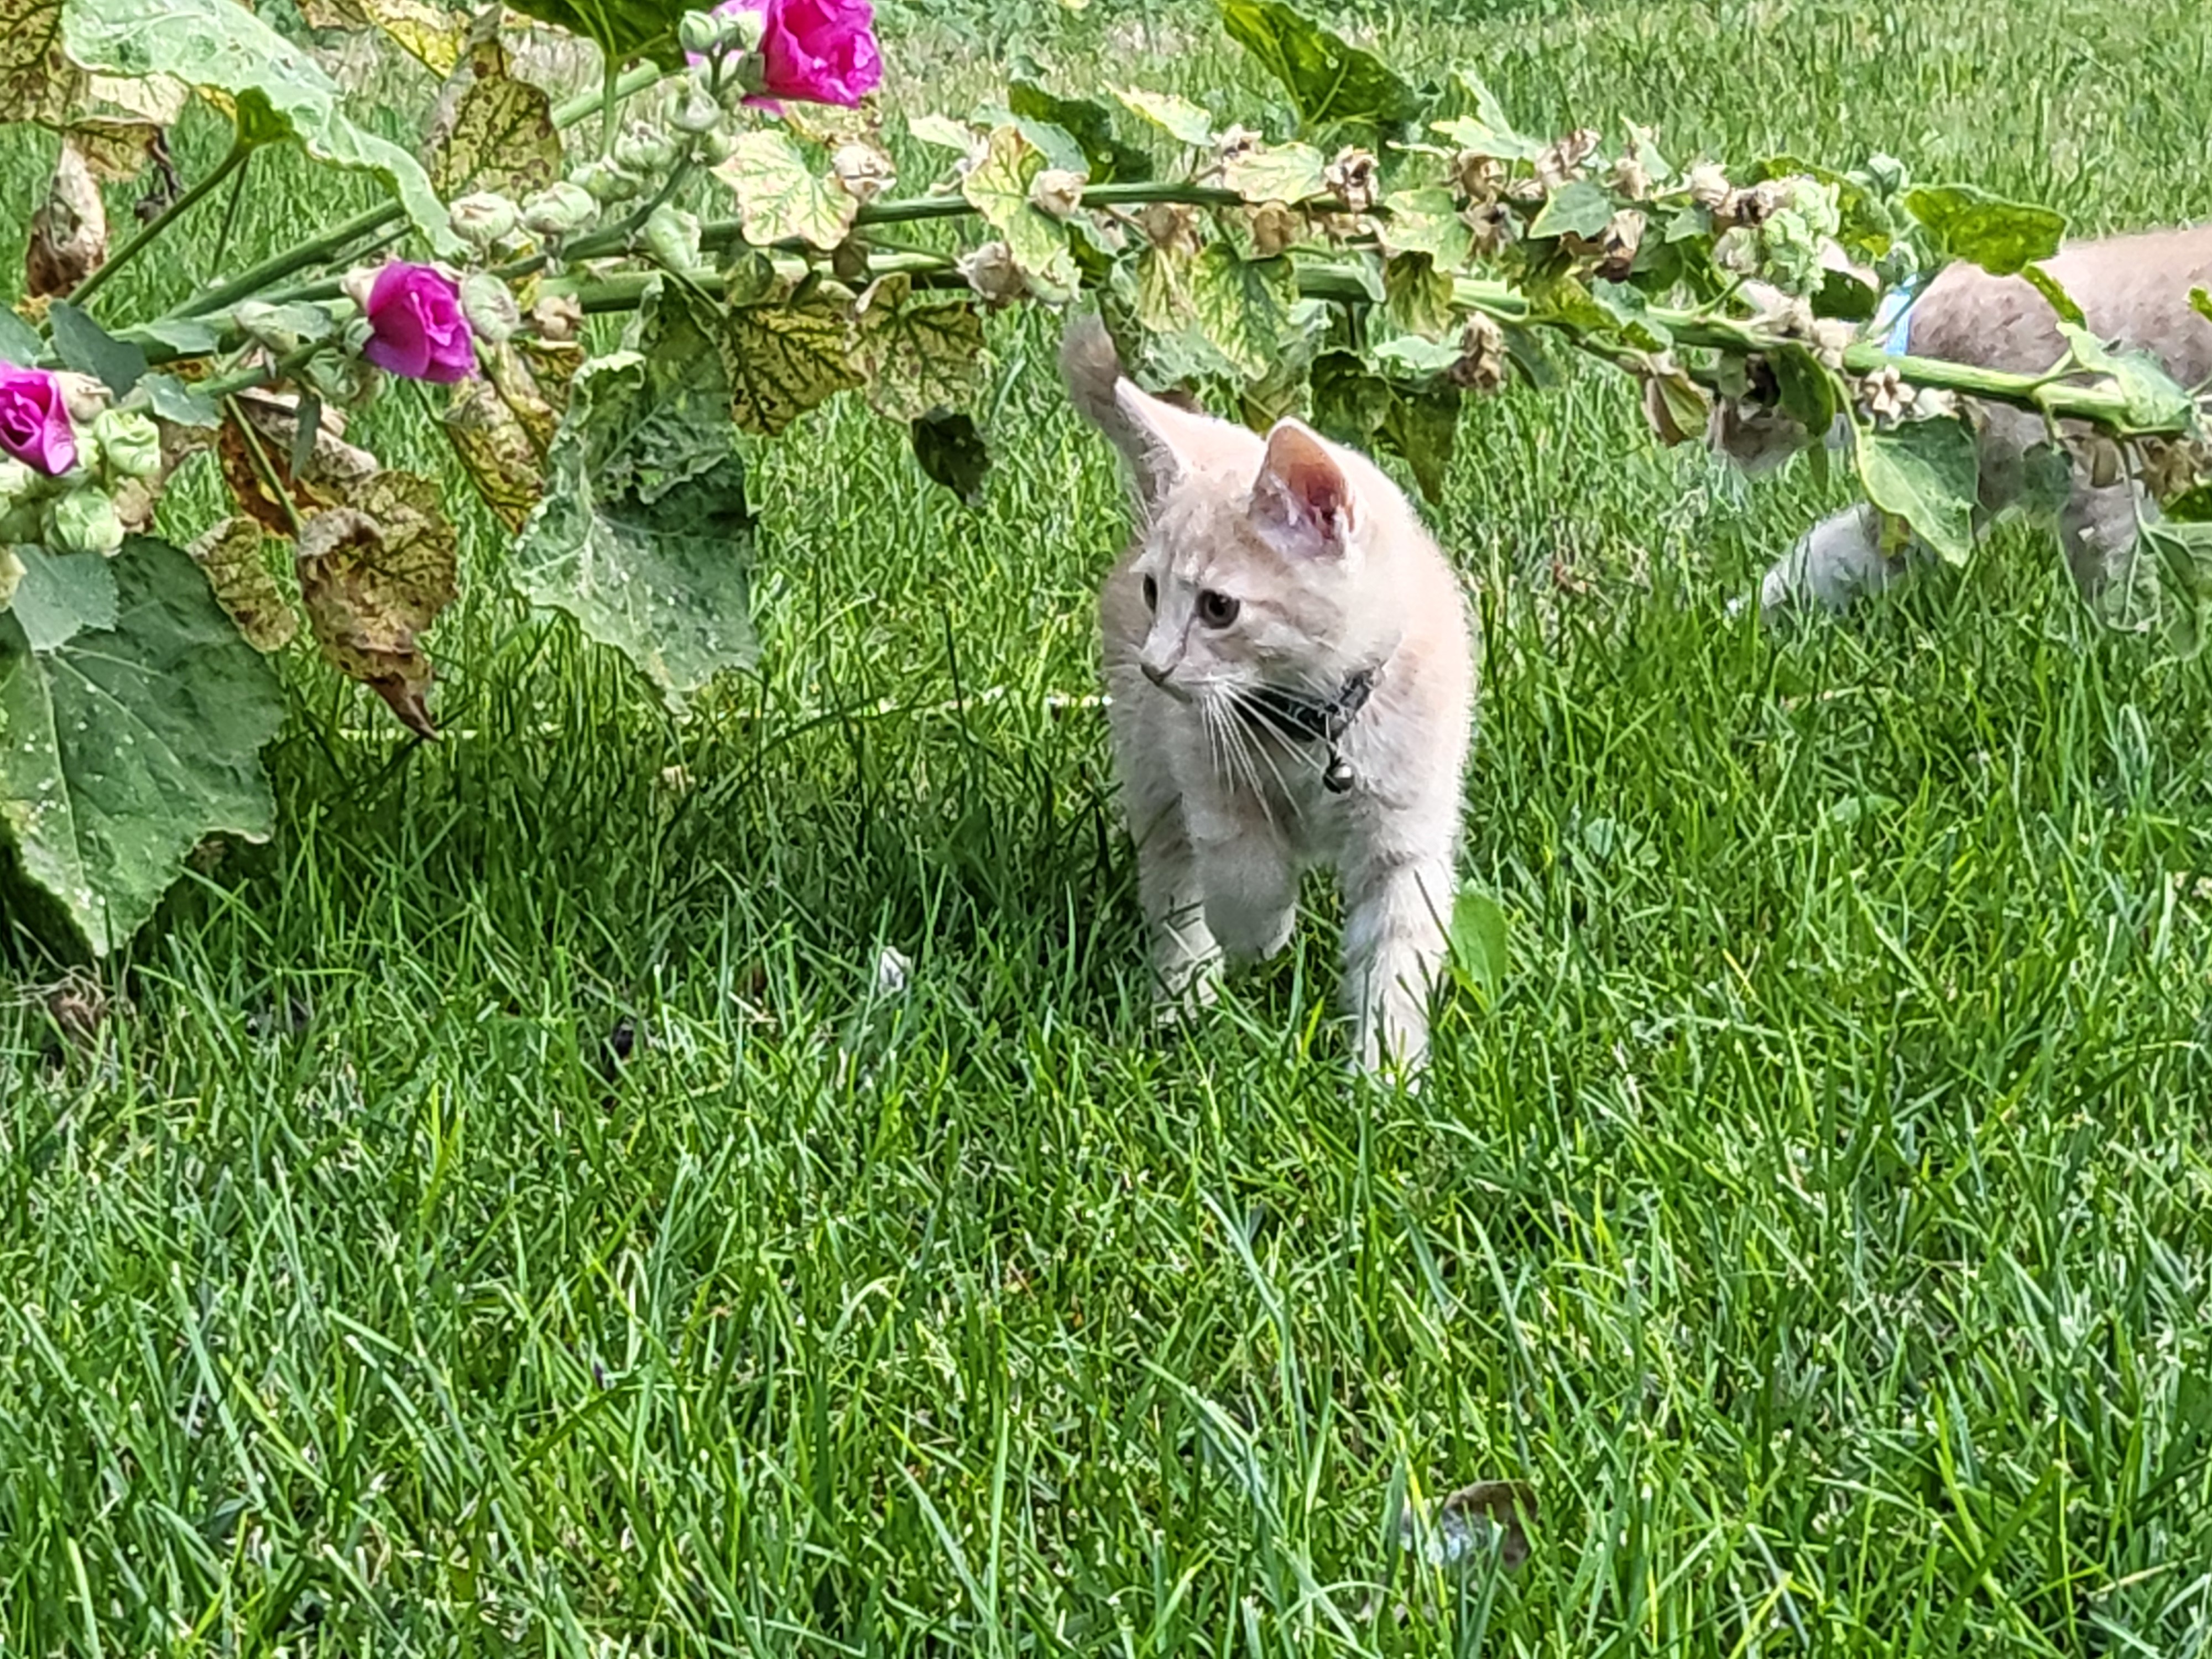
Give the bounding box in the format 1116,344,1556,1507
72,138,254,314
173,203,404,322
220,394,305,537
552,60,667,132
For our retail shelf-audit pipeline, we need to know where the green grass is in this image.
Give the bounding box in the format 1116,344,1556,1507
7,0,2212,1651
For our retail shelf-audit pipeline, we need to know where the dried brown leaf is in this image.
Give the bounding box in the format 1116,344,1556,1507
294,472,457,738
25,139,108,300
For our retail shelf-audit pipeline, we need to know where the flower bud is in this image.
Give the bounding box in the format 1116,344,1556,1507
640,204,703,273
1029,168,1087,221
531,293,585,344
671,92,724,135
677,7,725,57
571,159,643,204
90,409,160,482
832,143,895,205
448,191,521,249
44,486,124,556
614,122,676,176
521,182,598,239
461,272,523,345
958,241,1027,306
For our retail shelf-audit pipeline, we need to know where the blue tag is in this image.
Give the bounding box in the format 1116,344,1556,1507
1868,277,1921,356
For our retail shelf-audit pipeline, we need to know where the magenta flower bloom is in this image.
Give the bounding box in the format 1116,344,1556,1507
0,361,77,476
698,0,882,108
361,263,475,384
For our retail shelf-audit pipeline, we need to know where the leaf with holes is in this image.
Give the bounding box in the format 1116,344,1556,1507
961,126,1077,294
847,276,986,424
513,279,759,706
912,410,989,504
429,49,560,201
1855,415,1978,565
62,0,463,257
714,128,859,253
1218,0,1423,135
723,291,860,437
0,535,284,953
295,471,457,738
187,517,299,653
1903,184,2064,277
1186,243,1296,382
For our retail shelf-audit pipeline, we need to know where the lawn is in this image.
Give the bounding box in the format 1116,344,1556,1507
5,0,2212,1651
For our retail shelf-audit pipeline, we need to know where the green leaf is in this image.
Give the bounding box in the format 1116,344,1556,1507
1308,349,1391,442
6,547,117,652
0,534,283,953
0,306,43,365
514,280,759,709
1527,180,1614,242
1812,266,1877,323
1383,253,1453,341
1218,0,1424,135
1370,335,1460,378
1902,184,2064,276
2142,520,2212,660
2192,286,2211,326
1007,79,1150,183
960,126,1077,294
1855,416,1979,565
1113,87,1215,148
62,0,464,258
1448,883,1508,1006
430,50,561,201
1430,71,1543,161
2166,485,2212,525
847,276,987,425
2021,264,2084,327
48,301,145,399
723,291,862,437
137,371,222,429
1375,187,1473,267
2017,441,2075,519
1770,343,1844,440
907,113,977,153
494,0,687,66
133,316,222,358
1186,243,1297,382
714,128,859,253
911,410,989,504
1378,378,1459,505
2057,322,2196,434
1222,140,1328,204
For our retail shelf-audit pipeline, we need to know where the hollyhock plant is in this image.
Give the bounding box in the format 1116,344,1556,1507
695,0,882,108
360,262,476,384
0,362,77,476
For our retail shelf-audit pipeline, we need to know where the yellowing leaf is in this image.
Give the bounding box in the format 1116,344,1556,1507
1186,243,1296,381
960,125,1077,295
430,48,561,200
714,128,858,252
847,275,987,423
187,516,300,652
1221,140,1327,204
1114,87,1213,147
295,471,458,738
723,291,861,436
0,0,73,124
442,349,547,532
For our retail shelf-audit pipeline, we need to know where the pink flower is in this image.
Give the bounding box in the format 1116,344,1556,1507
0,362,77,476
361,263,474,384
698,0,882,108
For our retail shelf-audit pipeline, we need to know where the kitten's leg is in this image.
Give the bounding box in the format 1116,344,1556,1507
1756,503,1911,618
1341,852,1454,1076
1131,806,1221,1018
2058,479,2148,615
1193,828,1298,964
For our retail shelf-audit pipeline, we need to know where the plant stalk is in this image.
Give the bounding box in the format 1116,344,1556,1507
71,138,255,314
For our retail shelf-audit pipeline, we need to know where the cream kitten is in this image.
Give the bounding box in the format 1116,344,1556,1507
1713,224,2212,617
1060,316,1478,1074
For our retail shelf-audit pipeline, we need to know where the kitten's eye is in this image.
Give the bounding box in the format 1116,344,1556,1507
1142,574,1158,612
1197,589,1240,628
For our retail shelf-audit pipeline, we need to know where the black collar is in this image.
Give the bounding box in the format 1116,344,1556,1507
1235,667,1377,793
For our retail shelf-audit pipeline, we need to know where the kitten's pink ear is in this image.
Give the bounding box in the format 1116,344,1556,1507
1250,421,1354,559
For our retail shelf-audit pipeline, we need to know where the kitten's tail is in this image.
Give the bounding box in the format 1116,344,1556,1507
1060,312,1133,441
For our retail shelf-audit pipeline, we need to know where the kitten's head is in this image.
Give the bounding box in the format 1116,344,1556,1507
1063,319,1403,703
